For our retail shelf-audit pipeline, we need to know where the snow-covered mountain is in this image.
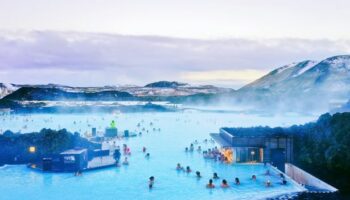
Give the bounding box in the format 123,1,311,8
241,60,318,90
2,55,350,114
0,83,18,99
237,55,350,113
44,81,232,97
118,81,231,97
0,81,232,112
0,81,232,101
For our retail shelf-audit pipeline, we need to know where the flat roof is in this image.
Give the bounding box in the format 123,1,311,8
221,127,290,138
60,148,87,155
210,133,232,147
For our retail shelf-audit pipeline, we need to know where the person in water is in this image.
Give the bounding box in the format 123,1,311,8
176,163,183,170
149,176,155,189
197,146,202,152
145,153,150,158
206,179,215,188
123,144,127,152
213,172,219,179
113,149,121,164
110,120,116,128
189,144,194,152
196,171,201,178
142,147,146,153
235,177,240,185
279,173,285,179
186,166,192,173
125,147,131,155
281,178,287,185
266,180,271,187
122,157,129,165
252,175,257,181
221,179,229,188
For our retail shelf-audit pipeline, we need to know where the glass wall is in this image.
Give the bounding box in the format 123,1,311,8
234,147,262,163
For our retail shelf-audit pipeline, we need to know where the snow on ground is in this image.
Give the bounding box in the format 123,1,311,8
294,60,318,76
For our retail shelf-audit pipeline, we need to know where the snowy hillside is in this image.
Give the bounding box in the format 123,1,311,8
237,55,350,113
241,60,318,90
45,81,232,97
0,81,233,103
0,83,18,99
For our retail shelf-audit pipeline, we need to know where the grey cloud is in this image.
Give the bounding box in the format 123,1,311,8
0,31,349,87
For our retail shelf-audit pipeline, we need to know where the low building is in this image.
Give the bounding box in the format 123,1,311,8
105,128,118,137
60,148,88,172
211,127,293,171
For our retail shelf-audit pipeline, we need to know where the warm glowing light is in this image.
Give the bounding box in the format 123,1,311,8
29,146,36,153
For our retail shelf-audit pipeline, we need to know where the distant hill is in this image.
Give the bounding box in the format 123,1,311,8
235,55,350,113
3,87,134,101
0,83,18,99
0,82,233,112
144,81,188,88
2,55,350,114
241,60,318,90
0,81,231,100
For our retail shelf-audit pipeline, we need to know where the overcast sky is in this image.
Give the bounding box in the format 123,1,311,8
0,0,350,88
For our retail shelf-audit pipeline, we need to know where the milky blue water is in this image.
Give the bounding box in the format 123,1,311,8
0,112,313,200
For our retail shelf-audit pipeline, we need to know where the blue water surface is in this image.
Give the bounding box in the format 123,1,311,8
0,112,312,200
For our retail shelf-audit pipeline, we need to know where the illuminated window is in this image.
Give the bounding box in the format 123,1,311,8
29,146,36,153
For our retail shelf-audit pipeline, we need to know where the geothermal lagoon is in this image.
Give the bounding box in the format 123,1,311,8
0,112,315,200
